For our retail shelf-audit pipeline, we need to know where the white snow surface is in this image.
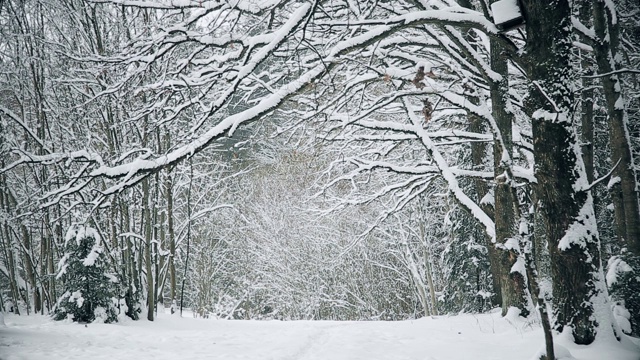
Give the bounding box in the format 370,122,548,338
82,242,103,267
491,0,521,25
606,256,633,287
1,309,639,360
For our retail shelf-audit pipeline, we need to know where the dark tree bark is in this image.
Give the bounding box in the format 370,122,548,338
490,34,529,318
167,173,177,310
522,0,609,345
143,177,154,322
592,0,640,336
578,1,595,184
593,0,640,255
469,108,503,309
165,130,177,312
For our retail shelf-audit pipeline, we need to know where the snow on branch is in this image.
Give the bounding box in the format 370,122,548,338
402,98,495,239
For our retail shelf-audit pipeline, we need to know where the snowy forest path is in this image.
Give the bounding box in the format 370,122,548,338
0,311,544,360
281,322,349,360
2,311,637,359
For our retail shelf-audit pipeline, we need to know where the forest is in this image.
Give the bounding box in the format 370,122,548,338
0,0,639,359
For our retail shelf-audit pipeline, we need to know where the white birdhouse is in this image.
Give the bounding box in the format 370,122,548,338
491,0,525,32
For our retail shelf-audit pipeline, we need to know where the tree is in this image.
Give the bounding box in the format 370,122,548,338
523,0,615,346
591,0,640,336
54,224,118,323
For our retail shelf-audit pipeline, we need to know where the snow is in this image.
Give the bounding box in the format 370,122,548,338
504,306,522,323
403,98,496,239
491,0,521,25
69,291,84,308
480,190,494,206
65,225,102,247
530,342,575,360
532,109,567,123
606,256,632,287
1,310,638,360
607,176,621,189
571,17,595,40
510,256,526,276
604,0,618,24
558,194,598,253
55,253,71,279
613,304,632,334
82,243,104,267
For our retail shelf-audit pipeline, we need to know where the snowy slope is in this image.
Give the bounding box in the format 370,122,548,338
0,309,638,360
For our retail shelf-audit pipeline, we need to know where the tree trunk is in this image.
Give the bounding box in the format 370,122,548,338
20,224,40,314
166,171,177,311
420,226,438,315
523,0,609,345
121,199,140,320
592,0,640,336
524,240,555,360
593,0,640,255
578,0,595,184
468,106,503,308
1,223,20,315
153,173,160,310
489,30,529,318
143,178,154,321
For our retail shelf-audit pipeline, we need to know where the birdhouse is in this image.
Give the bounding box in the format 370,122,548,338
491,0,525,32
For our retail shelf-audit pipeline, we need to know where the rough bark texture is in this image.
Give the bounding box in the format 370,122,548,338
469,107,502,308
523,0,603,345
490,33,529,318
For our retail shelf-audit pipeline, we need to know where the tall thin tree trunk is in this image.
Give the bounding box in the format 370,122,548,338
489,29,529,317
418,218,438,315
122,199,139,320
153,173,160,312
143,178,154,321
468,107,502,308
578,0,595,185
593,0,640,336
524,232,555,360
166,171,176,312
165,130,177,312
2,223,20,315
20,224,40,314
593,0,640,255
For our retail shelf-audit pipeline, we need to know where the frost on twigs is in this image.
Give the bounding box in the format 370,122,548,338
53,224,118,324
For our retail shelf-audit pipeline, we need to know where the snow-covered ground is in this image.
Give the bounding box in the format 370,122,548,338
1,309,638,360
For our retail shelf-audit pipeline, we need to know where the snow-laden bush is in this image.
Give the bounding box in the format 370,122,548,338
53,225,118,323
607,252,640,336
